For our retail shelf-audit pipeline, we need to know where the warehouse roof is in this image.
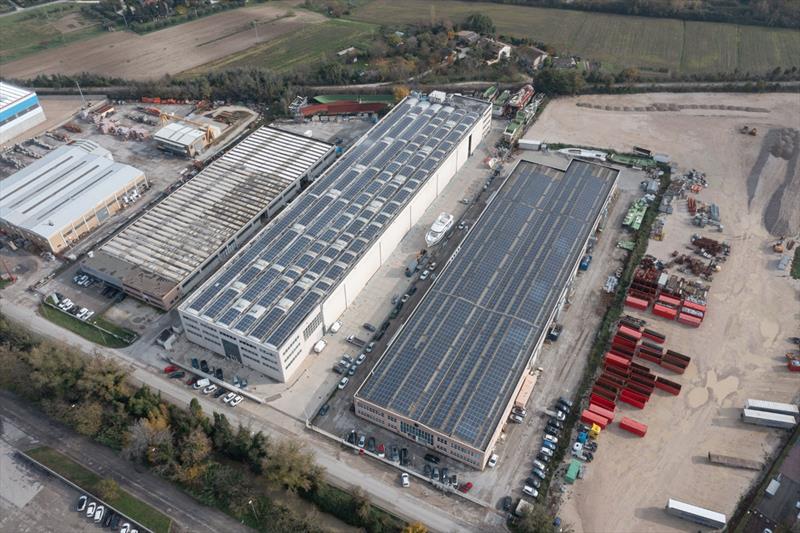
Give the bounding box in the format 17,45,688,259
0,140,143,240
153,122,207,148
96,127,333,286
0,81,35,110
183,95,490,348
356,159,618,452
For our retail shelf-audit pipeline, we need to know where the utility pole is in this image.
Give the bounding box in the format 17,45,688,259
75,81,86,109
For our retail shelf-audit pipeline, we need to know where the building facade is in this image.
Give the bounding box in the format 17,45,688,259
180,94,492,382
0,82,46,144
0,140,147,253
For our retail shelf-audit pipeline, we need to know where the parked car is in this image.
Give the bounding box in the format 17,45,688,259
200,360,209,373
536,452,551,463
168,371,185,379
356,353,366,365
338,377,349,389
366,437,376,452
584,451,594,462
333,364,345,375
329,320,342,333
487,454,499,468
549,418,564,429
532,468,546,480
423,464,431,477
229,395,243,407
543,434,558,444
203,384,217,395
376,444,385,458
458,482,473,493
542,440,557,451
215,368,223,380
85,501,96,518
554,410,567,421
429,262,437,271
501,496,512,511
103,511,115,528
342,354,354,364
318,404,330,417
585,441,597,452
191,358,199,369
93,505,105,522
533,460,547,471
526,477,541,489
213,388,227,398
76,495,87,512
358,435,366,448
424,454,440,464
391,446,400,463
347,365,356,376
120,524,131,533
540,447,554,457
557,396,574,409
431,466,439,480
419,270,430,281
511,406,527,416
441,467,449,484
110,514,121,529
365,342,376,353
509,414,524,424
401,294,410,303
401,472,410,488
544,425,560,437
400,447,409,466
222,392,236,403
522,485,538,498
363,323,377,332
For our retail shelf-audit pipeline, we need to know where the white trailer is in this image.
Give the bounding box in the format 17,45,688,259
741,408,797,429
665,498,726,529
744,399,799,417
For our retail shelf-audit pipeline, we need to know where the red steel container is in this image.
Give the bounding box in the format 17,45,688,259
591,385,617,401
618,394,646,409
605,353,631,369
588,403,615,422
621,388,649,403
654,376,682,395
641,328,666,343
657,294,681,307
681,300,706,313
652,304,678,320
611,343,635,357
625,295,649,310
580,409,609,429
630,361,650,373
678,313,702,327
641,340,664,353
637,351,662,364
660,361,687,374
608,349,633,360
617,324,643,340
613,334,638,348
619,417,647,437
590,394,616,411
626,381,654,396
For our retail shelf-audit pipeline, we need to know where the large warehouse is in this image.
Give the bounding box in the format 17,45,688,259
0,140,147,253
0,82,46,143
354,159,618,469
82,127,334,310
180,94,492,382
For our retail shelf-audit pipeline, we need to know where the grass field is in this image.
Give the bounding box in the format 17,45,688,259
27,447,172,533
39,303,135,348
0,3,103,64
350,0,800,75
184,18,377,74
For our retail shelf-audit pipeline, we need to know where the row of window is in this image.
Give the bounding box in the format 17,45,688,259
400,421,433,446
302,312,323,341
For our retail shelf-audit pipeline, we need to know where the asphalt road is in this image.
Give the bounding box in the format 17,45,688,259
0,390,251,533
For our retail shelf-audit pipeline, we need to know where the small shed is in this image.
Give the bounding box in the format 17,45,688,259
565,459,582,483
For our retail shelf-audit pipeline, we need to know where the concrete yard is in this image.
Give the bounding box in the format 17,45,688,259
525,92,800,533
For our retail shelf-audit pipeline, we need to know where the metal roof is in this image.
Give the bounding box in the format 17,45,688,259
153,122,207,147
0,81,35,110
98,127,333,285
183,95,490,348
356,159,618,452
0,140,143,240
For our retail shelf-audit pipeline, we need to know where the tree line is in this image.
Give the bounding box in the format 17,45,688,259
0,316,411,533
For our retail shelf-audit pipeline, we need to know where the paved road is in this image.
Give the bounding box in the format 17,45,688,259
0,390,251,533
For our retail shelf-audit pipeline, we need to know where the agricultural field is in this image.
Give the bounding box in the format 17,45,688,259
0,3,104,65
350,0,800,75
1,3,326,80
184,18,377,74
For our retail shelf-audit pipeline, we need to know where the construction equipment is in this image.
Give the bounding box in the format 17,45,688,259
740,125,758,136
773,237,785,253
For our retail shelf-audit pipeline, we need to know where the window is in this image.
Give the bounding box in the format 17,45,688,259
400,421,433,445
303,312,323,340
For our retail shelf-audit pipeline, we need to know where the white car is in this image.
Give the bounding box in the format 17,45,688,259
84,311,95,321
356,353,366,365
543,434,558,444
229,395,243,407
329,321,342,333
401,472,410,488
85,501,96,517
93,505,104,522
420,270,430,281
522,485,538,498
338,377,349,389
120,524,130,533
222,392,237,404
203,384,218,395
533,459,547,471
540,447,554,457
487,454,499,468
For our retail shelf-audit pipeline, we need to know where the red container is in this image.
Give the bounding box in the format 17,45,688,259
605,353,631,369
681,300,706,313
618,394,646,409
630,361,650,373
590,393,616,411
678,313,702,327
652,304,678,320
596,378,621,394
654,376,682,395
617,324,643,340
642,328,666,343
580,409,609,429
638,351,662,364
591,385,617,401
613,334,638,349
666,350,691,363
660,361,687,374
630,373,656,386
657,294,681,307
625,295,649,310
641,340,664,353
619,417,647,437
604,365,631,381
638,345,663,358
626,381,654,396
611,343,635,357
588,403,615,422
608,349,633,360
621,388,649,403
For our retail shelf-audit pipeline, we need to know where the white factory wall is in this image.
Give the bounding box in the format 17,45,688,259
0,106,45,144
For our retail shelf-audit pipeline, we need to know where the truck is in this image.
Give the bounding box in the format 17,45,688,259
193,378,210,390
579,254,592,271
346,335,367,348
741,408,796,429
405,259,418,277
665,498,726,529
744,399,799,417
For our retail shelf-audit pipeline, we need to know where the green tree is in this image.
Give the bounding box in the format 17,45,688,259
96,478,120,501
211,412,234,451
351,487,371,523
463,12,494,35
180,427,212,467
70,401,105,436
403,523,428,533
510,504,554,533
262,440,323,493
535,68,586,95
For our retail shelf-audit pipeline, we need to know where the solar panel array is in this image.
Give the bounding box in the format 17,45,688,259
183,95,490,349
357,159,618,451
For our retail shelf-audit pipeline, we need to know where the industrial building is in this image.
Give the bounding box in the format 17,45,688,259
180,93,492,382
355,159,618,469
0,82,46,144
0,140,147,253
82,127,334,310
153,121,219,157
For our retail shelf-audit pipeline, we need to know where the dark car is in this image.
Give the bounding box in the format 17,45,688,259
532,468,546,480
215,368,223,380
200,360,209,373
423,464,432,477
431,466,439,480
213,388,227,398
346,430,357,445
318,404,330,417
400,448,409,466
549,418,564,429
367,437,376,453
558,396,574,408
408,285,417,295
103,511,115,528
168,371,185,379
391,446,400,463
501,496,512,512
191,358,199,369
526,477,541,489
585,441,597,452
110,514,121,529
423,453,440,464
536,452,551,463
544,425,560,437
584,451,594,462
363,323,377,333
441,467,449,484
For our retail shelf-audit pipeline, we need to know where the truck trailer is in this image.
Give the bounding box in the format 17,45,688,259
741,408,797,429
665,498,726,529
744,399,799,417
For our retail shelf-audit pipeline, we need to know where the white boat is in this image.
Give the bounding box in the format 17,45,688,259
425,212,454,247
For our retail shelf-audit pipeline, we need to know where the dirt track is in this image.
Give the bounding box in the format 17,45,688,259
1,3,324,80
526,93,800,533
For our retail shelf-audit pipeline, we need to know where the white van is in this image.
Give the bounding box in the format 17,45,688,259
313,340,327,353
329,321,342,334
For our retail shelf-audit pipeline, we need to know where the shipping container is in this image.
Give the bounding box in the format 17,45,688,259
605,353,631,369
596,378,620,393
741,408,797,429
618,394,646,409
588,403,615,422
580,409,609,429
743,400,799,417
660,361,687,374
611,344,635,357
642,328,666,343
678,313,702,327
665,498,726,529
657,294,681,307
626,381,654,396
653,304,678,320
591,385,616,402
621,387,649,403
590,394,616,411
638,351,662,364
619,417,647,437
641,339,664,352
618,324,643,340
612,335,638,349
681,300,707,313
625,295,649,310
655,377,681,395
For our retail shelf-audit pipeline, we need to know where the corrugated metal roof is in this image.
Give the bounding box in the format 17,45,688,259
153,122,207,147
0,81,35,110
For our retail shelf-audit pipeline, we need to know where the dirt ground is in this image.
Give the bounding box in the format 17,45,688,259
525,93,800,532
6,95,85,146
1,3,325,80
